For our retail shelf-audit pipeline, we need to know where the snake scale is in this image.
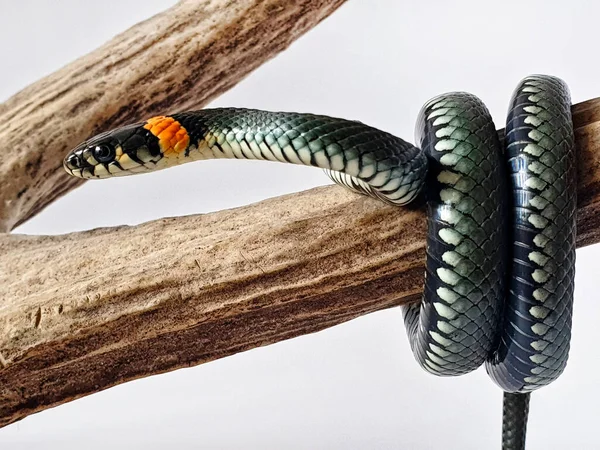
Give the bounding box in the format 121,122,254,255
64,75,576,449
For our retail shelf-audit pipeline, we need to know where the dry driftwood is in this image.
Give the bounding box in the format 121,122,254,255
1,0,600,432
0,186,427,428
0,0,347,233
1,97,600,427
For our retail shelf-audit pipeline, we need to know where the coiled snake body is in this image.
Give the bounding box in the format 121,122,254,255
64,75,576,449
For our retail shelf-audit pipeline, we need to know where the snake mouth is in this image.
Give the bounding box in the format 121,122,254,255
64,142,167,179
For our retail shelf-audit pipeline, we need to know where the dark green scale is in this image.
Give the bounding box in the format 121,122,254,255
403,92,509,375
171,108,427,205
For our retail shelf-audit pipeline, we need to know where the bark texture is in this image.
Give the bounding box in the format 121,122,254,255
0,186,425,428
0,0,347,232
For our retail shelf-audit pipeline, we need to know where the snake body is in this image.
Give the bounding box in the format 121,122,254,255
404,92,509,376
486,76,576,393
64,75,576,449
65,110,427,205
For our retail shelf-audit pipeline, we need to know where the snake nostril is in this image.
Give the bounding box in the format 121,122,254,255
65,154,80,169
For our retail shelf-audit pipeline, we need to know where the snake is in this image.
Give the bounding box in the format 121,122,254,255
63,75,576,449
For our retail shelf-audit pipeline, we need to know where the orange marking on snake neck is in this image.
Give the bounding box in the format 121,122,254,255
144,116,190,157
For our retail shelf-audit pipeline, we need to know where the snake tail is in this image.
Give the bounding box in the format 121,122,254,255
502,392,530,450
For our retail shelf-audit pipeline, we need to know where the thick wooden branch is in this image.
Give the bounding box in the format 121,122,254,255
0,0,347,232
0,98,599,428
0,186,426,428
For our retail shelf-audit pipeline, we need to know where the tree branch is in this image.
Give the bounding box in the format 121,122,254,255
1,97,599,427
0,0,347,232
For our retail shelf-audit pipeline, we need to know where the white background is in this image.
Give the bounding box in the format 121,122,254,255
1,1,599,448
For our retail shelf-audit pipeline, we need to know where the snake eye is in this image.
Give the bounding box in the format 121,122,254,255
93,144,115,163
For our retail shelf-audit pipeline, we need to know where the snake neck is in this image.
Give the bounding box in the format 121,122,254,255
167,108,428,205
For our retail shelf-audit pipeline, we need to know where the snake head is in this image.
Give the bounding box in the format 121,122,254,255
63,122,164,179
64,115,192,179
